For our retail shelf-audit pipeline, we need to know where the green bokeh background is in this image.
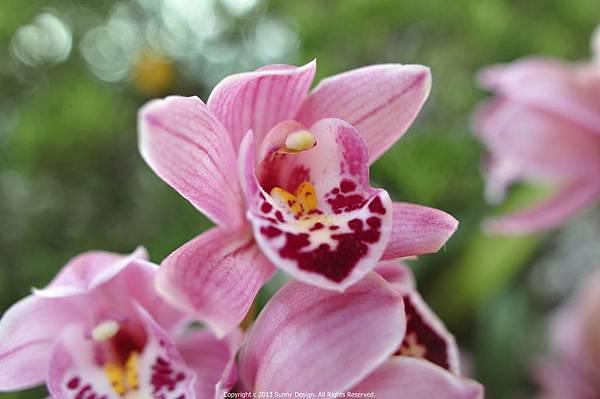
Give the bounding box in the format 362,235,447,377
1,1,598,398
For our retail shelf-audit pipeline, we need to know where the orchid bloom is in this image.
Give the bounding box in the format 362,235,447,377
0,248,241,399
473,26,600,234
138,60,459,336
536,268,600,399
235,264,483,398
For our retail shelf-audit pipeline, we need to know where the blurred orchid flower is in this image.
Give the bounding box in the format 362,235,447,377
234,264,483,399
138,61,458,336
0,248,241,399
536,268,600,399
473,26,600,234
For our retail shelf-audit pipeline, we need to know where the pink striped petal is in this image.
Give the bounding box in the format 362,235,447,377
48,305,196,399
176,329,243,398
155,227,275,338
243,120,393,291
139,96,245,228
478,58,600,136
375,261,460,374
474,99,600,181
238,272,405,393
97,258,188,333
297,64,431,163
39,249,186,333
484,178,600,234
0,296,80,391
34,247,148,298
207,61,316,149
352,357,484,399
382,202,458,260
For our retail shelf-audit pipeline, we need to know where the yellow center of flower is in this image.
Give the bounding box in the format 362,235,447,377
104,352,140,397
270,181,318,217
92,320,141,397
282,130,316,153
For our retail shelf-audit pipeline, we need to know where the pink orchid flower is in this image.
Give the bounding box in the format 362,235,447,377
138,60,459,336
473,27,600,234
536,268,600,399
0,248,241,399
234,264,483,398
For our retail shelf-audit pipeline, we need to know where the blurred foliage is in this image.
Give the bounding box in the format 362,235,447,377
1,0,599,398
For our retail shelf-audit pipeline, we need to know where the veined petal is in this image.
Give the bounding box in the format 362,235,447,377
139,95,245,228
473,98,600,181
0,296,80,391
478,58,600,136
244,119,393,290
382,203,458,260
155,227,275,338
34,247,148,298
207,61,316,149
352,357,484,399
484,178,600,234
375,261,460,374
47,305,197,399
297,64,431,163
175,329,243,398
99,258,188,334
238,272,405,393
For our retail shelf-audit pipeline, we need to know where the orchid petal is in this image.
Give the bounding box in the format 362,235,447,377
535,359,596,399
375,261,460,373
382,202,458,260
155,227,275,338
473,98,600,181
208,61,316,149
139,96,245,228
244,120,393,290
478,58,600,136
175,329,242,398
99,258,188,333
0,296,79,391
48,305,197,399
352,357,484,399
34,247,148,298
484,178,600,234
238,272,405,393
297,64,431,163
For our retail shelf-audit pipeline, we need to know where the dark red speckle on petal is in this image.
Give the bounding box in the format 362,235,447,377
367,216,381,228
261,202,273,213
368,196,387,215
327,193,366,214
151,356,186,395
74,384,91,399
67,377,80,390
274,215,382,282
340,179,356,193
396,295,450,370
275,211,285,222
309,222,324,231
261,225,282,238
